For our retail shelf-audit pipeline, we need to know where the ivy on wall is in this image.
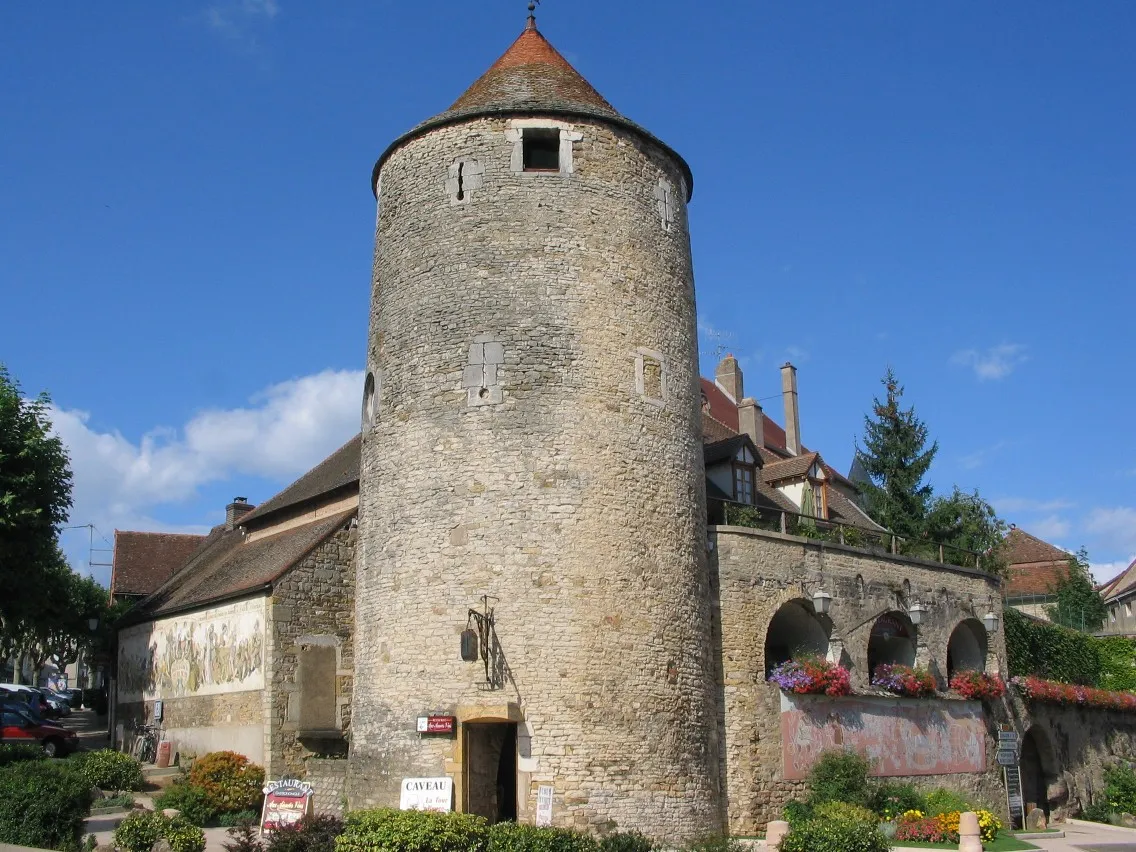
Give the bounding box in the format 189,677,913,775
1098,636,1136,693
1004,607,1102,687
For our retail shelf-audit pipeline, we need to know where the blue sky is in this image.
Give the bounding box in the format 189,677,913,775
2,1,1133,585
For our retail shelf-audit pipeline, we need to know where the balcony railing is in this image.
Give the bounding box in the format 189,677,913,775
715,501,985,572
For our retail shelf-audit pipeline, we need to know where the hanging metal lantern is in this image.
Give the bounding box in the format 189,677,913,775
460,628,479,662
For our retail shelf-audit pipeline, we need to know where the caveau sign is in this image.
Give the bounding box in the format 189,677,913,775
399,777,454,812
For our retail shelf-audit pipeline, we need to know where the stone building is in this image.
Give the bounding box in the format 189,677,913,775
114,13,1121,840
1099,557,1136,636
114,436,359,800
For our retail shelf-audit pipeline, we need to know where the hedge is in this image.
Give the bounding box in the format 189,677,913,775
0,759,92,850
1004,607,1101,686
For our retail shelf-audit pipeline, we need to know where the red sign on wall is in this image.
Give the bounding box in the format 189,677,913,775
417,715,456,735
260,780,314,833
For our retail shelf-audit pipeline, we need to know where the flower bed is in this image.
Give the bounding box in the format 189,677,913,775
949,670,1006,700
895,809,1001,844
768,659,852,696
1012,675,1136,711
871,664,936,697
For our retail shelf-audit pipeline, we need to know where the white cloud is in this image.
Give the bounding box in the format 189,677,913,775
201,0,279,55
1092,558,1135,588
994,497,1075,514
959,441,1008,470
1030,515,1072,541
1085,507,1136,557
950,343,1029,381
51,368,362,583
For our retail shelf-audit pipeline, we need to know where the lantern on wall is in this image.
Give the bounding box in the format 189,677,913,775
812,589,833,616
982,611,1000,633
908,602,928,627
460,628,479,662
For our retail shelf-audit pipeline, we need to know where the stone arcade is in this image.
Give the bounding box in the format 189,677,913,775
114,16,1134,841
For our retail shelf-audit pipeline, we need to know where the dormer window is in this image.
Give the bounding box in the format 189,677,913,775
523,129,561,171
733,446,757,505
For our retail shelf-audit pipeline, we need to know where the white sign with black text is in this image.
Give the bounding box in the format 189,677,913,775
536,785,554,827
399,777,453,813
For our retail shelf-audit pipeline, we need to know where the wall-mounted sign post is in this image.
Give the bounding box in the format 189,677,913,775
400,777,453,812
416,715,457,736
536,785,553,827
260,779,315,834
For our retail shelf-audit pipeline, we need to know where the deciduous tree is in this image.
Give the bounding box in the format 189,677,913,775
1046,547,1109,633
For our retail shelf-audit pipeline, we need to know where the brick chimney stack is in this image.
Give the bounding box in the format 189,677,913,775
715,354,743,402
781,363,801,456
225,497,256,531
738,398,764,449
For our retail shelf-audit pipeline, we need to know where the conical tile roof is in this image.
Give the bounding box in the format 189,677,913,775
373,18,692,198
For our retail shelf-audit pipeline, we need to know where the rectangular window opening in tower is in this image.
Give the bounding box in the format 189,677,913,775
522,129,560,172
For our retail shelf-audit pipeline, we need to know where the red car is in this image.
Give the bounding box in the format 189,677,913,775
1,708,78,757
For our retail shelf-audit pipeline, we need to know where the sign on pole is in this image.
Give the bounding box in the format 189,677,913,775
261,779,315,834
399,778,454,813
536,785,554,827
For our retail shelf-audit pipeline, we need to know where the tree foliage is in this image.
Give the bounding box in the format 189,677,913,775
1045,547,1108,633
924,487,1009,575
854,369,938,539
1004,606,1101,686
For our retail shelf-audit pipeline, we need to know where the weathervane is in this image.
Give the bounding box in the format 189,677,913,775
528,0,540,23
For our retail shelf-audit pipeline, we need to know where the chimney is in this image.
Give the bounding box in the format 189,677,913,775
715,354,743,402
781,363,801,456
738,398,764,449
225,497,255,531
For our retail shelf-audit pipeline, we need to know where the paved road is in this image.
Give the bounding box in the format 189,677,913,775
58,708,110,751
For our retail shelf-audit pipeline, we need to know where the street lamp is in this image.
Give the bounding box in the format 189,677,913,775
88,617,99,632
812,589,833,616
908,602,929,627
982,611,1000,633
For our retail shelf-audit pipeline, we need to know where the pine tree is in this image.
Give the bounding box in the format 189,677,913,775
854,369,938,538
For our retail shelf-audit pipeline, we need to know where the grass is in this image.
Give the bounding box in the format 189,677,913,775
895,836,1038,851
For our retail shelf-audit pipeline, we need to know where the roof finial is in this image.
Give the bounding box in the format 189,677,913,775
527,0,539,28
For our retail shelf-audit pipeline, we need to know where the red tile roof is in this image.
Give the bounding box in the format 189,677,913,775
1001,528,1072,598
1100,558,1136,602
111,532,207,599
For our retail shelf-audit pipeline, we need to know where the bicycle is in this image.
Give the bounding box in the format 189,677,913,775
130,723,160,764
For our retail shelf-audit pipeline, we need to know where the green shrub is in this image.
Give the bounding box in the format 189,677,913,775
336,808,488,852
165,817,208,852
813,801,878,825
1081,800,1112,823
101,793,136,810
224,821,265,852
0,743,46,767
781,800,814,827
1005,607,1102,686
155,782,219,826
115,811,168,852
220,810,263,827
807,749,872,807
487,822,597,852
0,759,92,851
780,819,890,852
114,811,205,852
920,788,972,817
682,838,747,852
598,832,654,852
188,751,265,814
1105,764,1136,815
267,815,344,852
867,782,925,820
77,749,145,791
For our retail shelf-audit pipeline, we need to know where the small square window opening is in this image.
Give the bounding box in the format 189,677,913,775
523,129,561,172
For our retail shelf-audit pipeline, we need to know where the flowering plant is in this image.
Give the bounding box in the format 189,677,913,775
894,809,1000,844
949,670,1006,700
1012,676,1136,711
872,664,937,697
767,658,852,696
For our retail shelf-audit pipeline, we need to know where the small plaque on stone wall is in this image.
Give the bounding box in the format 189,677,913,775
536,785,553,827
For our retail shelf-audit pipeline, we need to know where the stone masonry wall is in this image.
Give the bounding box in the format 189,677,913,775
352,112,721,842
712,526,1007,833
266,523,356,782
117,689,265,765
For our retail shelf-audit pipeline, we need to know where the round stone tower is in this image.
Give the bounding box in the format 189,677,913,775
351,14,721,840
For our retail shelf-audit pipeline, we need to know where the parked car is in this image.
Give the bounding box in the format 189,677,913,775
0,708,78,757
0,700,49,726
65,688,84,708
0,685,51,717
45,690,72,715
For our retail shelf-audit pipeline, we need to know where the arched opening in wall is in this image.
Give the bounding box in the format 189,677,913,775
867,612,916,677
946,619,988,679
1020,726,1061,820
764,599,830,677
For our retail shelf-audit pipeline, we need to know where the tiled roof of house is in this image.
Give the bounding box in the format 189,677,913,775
1001,528,1072,597
132,510,355,619
1100,558,1136,602
238,434,361,528
373,19,693,198
110,532,207,598
761,452,820,484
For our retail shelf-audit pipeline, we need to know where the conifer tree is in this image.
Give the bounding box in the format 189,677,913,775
854,369,937,538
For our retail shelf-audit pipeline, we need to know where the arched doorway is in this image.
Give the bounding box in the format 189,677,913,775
1020,726,1060,820
946,619,988,679
764,599,830,677
867,611,916,676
